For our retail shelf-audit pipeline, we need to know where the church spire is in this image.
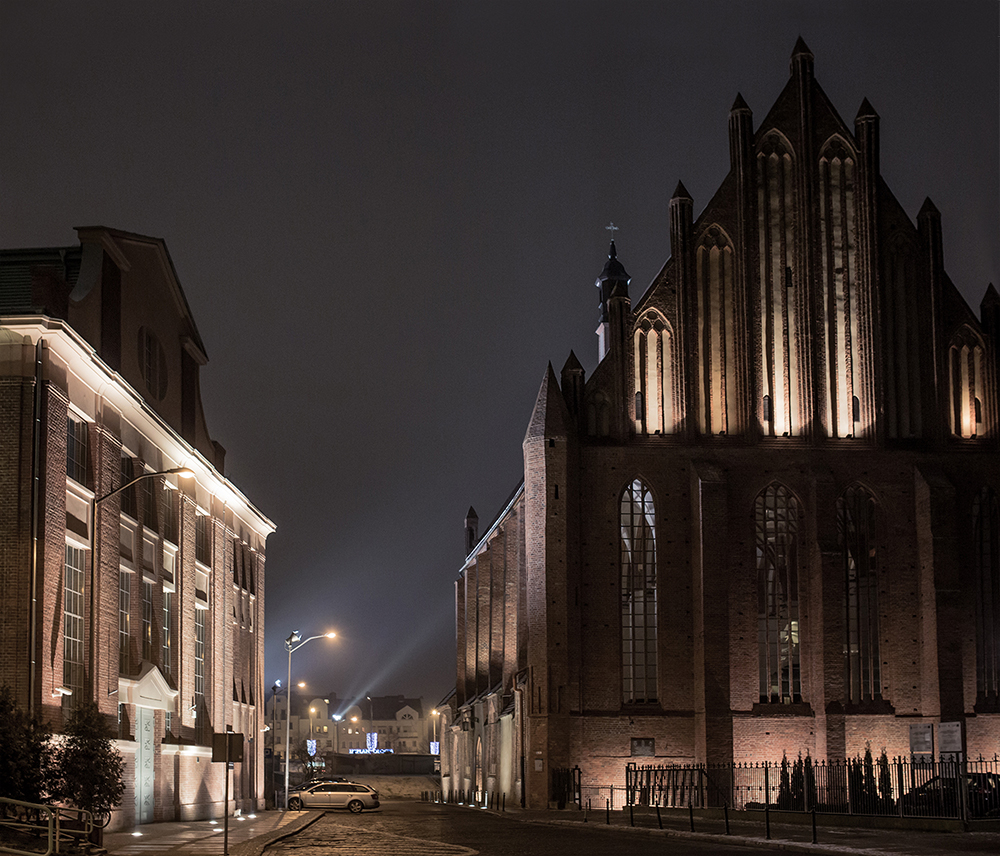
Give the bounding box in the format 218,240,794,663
596,237,630,362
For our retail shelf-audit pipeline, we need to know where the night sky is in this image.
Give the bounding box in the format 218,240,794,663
2,2,998,712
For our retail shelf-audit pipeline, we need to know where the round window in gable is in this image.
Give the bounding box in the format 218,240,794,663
137,327,168,400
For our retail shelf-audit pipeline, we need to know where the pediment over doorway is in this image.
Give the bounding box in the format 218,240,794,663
119,661,179,711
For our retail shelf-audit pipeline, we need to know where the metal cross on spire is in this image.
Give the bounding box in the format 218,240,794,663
605,222,620,240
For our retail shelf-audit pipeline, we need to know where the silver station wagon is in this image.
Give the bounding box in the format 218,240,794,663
287,781,380,813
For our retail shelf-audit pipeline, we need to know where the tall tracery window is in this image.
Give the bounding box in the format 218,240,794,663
756,134,800,437
755,484,802,703
621,478,657,703
695,225,738,435
949,327,987,439
818,138,861,438
633,313,675,435
974,487,1000,700
839,486,881,703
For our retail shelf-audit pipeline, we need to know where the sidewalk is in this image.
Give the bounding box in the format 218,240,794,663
104,810,319,856
482,800,1000,856
101,801,1000,856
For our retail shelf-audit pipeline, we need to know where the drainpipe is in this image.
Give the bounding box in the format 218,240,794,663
28,340,44,716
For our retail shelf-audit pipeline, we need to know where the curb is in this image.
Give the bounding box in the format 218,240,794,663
230,811,324,856
437,803,916,856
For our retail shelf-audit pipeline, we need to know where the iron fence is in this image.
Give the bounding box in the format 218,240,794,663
624,754,1000,820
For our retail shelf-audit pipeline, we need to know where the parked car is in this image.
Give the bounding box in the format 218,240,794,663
287,781,380,813
298,776,348,788
900,772,1000,818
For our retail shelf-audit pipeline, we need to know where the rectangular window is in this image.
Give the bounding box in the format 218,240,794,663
631,737,655,757
162,590,172,677
162,487,178,545
66,415,88,485
196,515,211,566
63,545,86,709
142,535,155,571
164,710,172,735
140,475,157,531
120,453,137,518
194,607,206,699
119,570,131,674
120,522,134,562
162,546,176,583
141,580,154,662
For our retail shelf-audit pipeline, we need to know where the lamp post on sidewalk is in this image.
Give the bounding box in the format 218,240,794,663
283,631,336,808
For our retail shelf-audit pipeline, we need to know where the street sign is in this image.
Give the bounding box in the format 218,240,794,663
212,732,245,764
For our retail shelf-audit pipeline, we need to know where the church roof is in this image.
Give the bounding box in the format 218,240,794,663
597,240,629,283
525,362,570,443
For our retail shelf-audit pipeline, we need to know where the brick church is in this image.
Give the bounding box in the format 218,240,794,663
0,227,274,828
441,40,1000,809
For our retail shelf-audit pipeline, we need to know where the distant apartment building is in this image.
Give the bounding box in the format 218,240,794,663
0,227,275,828
265,691,431,782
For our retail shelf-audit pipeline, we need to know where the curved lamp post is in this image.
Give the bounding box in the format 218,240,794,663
89,465,194,699
283,630,336,808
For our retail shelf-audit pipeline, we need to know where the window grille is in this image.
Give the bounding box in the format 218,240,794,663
66,415,88,485
142,580,154,661
196,515,211,565
120,454,137,518
755,483,801,703
839,486,881,703
162,590,172,677
621,478,658,704
63,545,86,709
119,570,131,674
140,475,157,531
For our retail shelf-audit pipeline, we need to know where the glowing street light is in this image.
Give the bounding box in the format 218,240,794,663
283,631,336,808
431,708,440,753
89,466,194,698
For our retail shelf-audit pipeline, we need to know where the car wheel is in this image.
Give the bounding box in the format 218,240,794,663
347,800,364,814
288,798,303,811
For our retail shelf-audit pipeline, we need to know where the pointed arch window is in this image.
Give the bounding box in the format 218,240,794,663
756,134,800,436
754,484,801,703
949,327,987,439
695,225,738,434
818,137,860,438
974,487,1000,701
621,478,657,703
839,486,881,703
587,392,611,437
633,313,675,435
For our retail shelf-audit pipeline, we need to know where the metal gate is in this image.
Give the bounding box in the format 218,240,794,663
550,765,582,809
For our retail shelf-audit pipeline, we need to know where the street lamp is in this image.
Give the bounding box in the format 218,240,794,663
90,465,194,698
367,695,373,752
283,630,336,808
431,709,439,754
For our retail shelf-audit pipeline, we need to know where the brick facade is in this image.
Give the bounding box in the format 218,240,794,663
442,43,1000,809
0,228,275,829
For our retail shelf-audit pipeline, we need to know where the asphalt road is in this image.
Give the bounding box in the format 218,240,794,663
265,801,777,856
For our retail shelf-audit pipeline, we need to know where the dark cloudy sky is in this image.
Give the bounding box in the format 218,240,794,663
2,1,998,710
